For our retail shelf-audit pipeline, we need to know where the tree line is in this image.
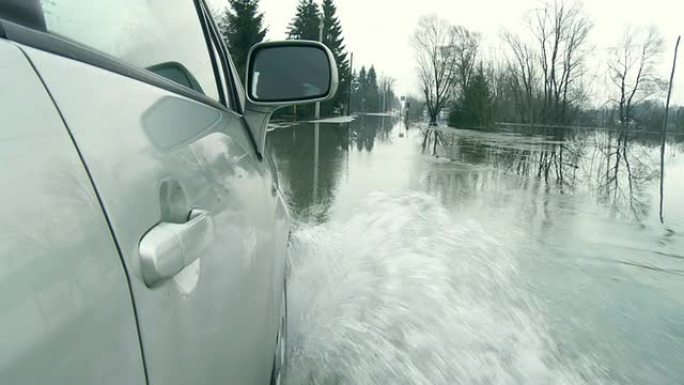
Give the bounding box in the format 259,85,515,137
217,0,398,118
351,65,400,113
412,0,683,133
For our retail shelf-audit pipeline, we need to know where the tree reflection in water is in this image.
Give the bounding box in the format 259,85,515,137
270,114,682,225
268,115,397,223
595,129,658,221
427,125,682,222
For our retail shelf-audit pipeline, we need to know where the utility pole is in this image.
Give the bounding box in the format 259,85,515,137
660,35,681,224
386,83,390,113
315,18,324,120
313,19,324,206
348,52,353,116
382,85,387,113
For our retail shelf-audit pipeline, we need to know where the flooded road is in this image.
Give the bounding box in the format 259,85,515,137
268,115,684,385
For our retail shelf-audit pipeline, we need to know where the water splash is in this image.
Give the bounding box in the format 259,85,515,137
284,191,608,385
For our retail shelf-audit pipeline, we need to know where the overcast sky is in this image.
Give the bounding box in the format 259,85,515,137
211,0,684,105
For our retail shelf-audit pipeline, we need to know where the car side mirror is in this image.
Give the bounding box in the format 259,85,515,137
242,41,338,158
246,41,338,106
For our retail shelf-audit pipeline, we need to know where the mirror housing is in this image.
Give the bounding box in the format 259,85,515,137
246,40,338,106
243,40,338,157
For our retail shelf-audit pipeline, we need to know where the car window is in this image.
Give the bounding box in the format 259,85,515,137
210,43,228,102
201,7,242,112
205,19,233,109
41,0,220,101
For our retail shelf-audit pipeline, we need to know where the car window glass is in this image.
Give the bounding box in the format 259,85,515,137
41,0,220,101
225,44,246,112
209,31,230,107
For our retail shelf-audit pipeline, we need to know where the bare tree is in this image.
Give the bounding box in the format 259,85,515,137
529,0,592,124
596,27,665,223
483,59,510,121
503,32,540,123
378,76,396,112
607,26,665,130
412,15,478,126
453,26,481,97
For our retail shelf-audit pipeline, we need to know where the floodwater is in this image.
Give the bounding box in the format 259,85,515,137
268,115,684,385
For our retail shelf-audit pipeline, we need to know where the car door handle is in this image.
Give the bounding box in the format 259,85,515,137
139,209,214,287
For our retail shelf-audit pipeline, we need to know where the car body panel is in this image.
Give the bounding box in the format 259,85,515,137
20,45,290,385
0,39,146,385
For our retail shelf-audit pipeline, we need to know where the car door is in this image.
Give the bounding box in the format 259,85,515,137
13,1,289,384
0,38,145,384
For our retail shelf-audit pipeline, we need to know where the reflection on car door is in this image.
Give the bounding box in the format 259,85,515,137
18,46,287,385
0,39,145,384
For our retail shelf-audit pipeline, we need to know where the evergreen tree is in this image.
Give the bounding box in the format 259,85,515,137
349,69,360,112
287,0,321,40
356,66,368,112
366,66,380,112
676,108,684,131
287,0,351,116
448,66,494,128
285,0,321,119
219,0,267,80
320,0,350,115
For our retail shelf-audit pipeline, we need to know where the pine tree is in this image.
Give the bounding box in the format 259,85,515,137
366,66,380,112
320,0,350,115
220,0,267,79
357,66,367,112
448,66,494,128
284,0,321,119
349,69,359,112
287,0,321,40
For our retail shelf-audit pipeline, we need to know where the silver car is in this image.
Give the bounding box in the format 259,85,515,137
0,0,337,384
